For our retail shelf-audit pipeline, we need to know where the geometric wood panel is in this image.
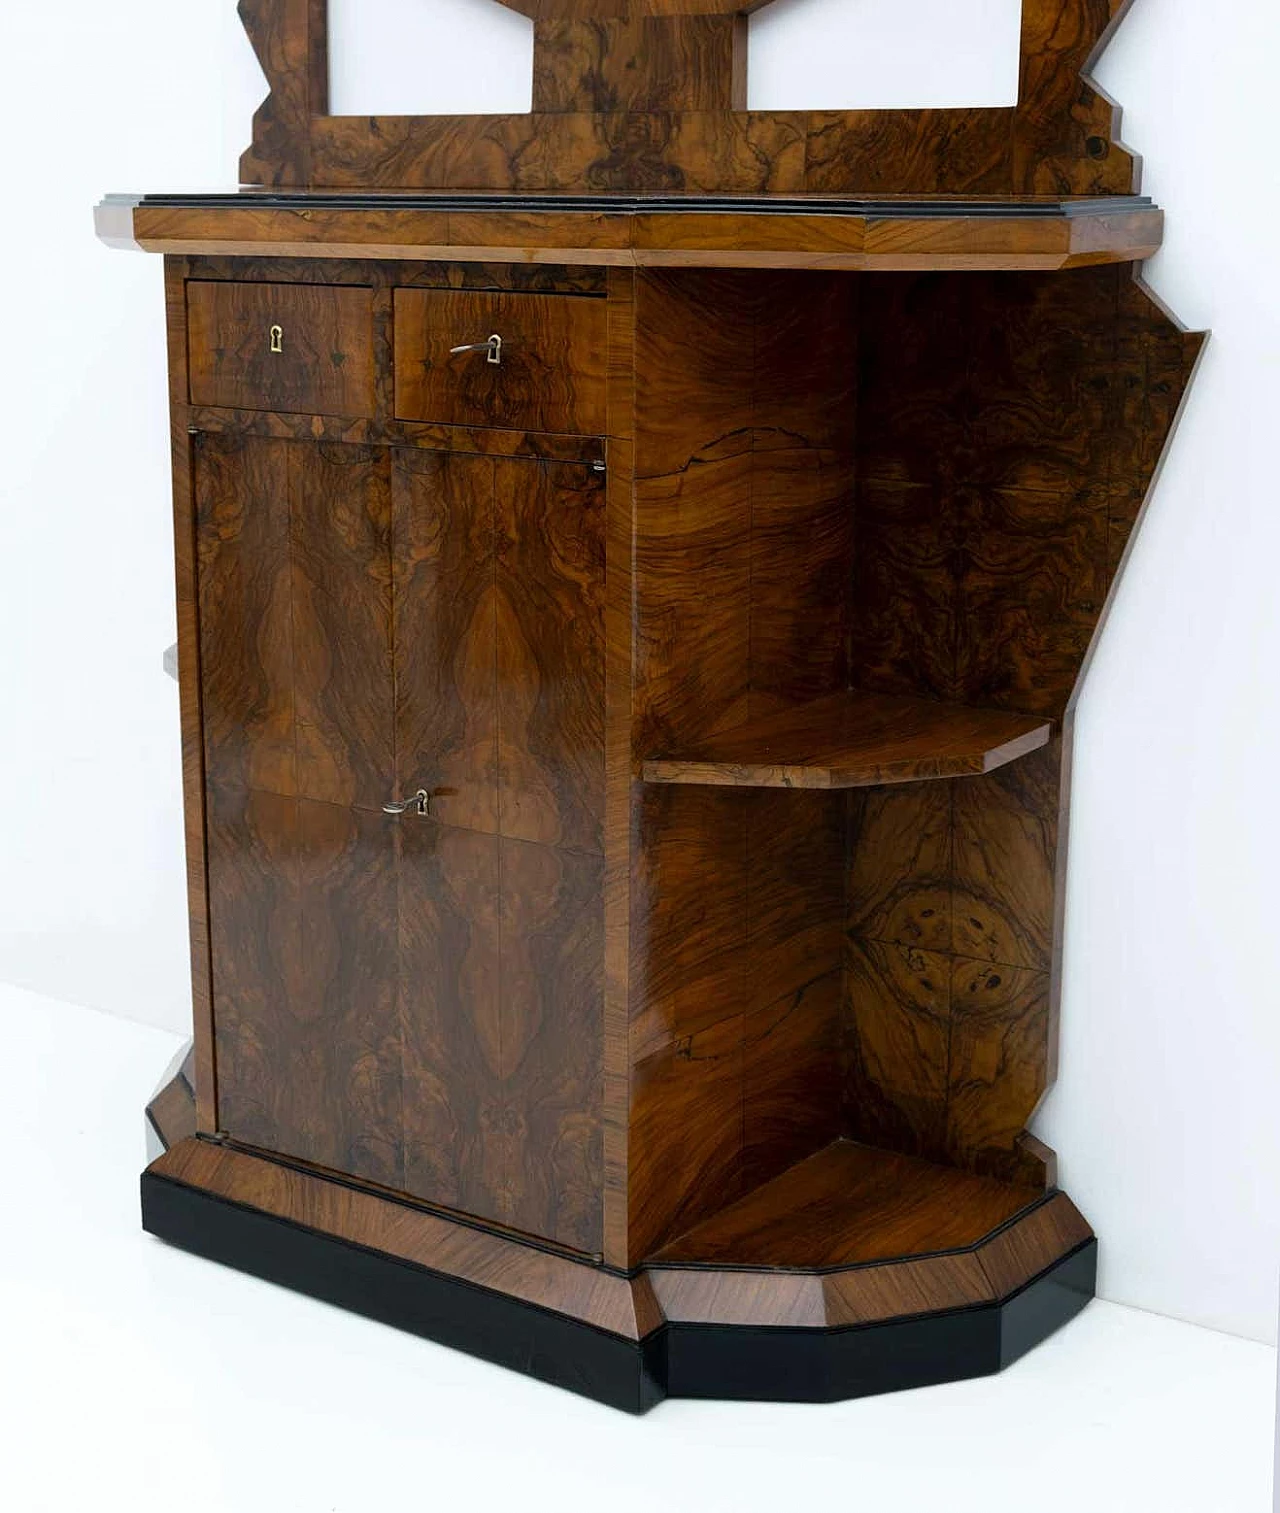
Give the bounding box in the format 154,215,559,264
240,0,1140,196
846,266,1203,1188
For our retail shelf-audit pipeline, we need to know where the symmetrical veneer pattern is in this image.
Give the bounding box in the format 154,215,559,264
195,417,607,1255
239,0,1139,196
105,0,1198,1413
132,243,1198,1408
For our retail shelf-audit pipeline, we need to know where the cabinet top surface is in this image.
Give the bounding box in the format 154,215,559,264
97,190,1163,272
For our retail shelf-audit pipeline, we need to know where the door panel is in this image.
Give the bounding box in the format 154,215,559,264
500,836,604,1252
394,448,606,1253
207,785,402,1188
195,434,394,811
291,444,394,810
398,827,604,1253
496,458,606,855
196,434,296,797
399,822,504,1220
392,449,500,835
199,433,604,1254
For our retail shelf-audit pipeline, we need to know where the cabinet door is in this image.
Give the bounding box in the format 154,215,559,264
393,450,606,1254
196,434,402,1186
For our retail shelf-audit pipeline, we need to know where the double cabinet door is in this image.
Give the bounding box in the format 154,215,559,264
195,433,605,1255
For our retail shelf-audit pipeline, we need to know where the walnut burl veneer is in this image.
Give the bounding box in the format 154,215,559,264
102,0,1201,1413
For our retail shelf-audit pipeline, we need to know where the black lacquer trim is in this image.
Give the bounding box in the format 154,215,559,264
118,191,1154,221
142,1172,664,1414
142,1171,1096,1415
663,1241,1097,1403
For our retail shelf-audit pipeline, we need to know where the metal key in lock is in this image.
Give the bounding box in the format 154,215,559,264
383,789,432,818
449,333,503,366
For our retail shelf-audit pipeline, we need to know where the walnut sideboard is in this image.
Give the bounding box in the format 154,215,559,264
98,0,1202,1413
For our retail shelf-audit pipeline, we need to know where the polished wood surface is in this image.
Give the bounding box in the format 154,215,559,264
187,280,376,418
393,448,606,1252
394,288,608,435
649,1189,1091,1327
146,1047,197,1151
110,194,1165,273
149,1133,1090,1333
165,259,218,1133
237,0,1138,196
653,1139,1039,1269
642,691,1051,789
843,265,1203,1185
190,407,606,1248
625,267,855,1259
106,0,1201,1401
157,252,1200,1280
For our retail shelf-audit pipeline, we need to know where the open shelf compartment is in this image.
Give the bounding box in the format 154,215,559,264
650,1140,1042,1271
642,690,1052,791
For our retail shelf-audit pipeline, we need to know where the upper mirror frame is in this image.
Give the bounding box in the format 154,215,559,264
239,0,1139,197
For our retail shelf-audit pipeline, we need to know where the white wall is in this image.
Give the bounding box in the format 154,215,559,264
0,4,262,1030
1,0,1277,1345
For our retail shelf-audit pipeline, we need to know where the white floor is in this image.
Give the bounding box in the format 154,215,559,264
0,982,1273,1513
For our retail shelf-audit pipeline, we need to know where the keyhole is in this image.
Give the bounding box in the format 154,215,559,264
269,324,284,354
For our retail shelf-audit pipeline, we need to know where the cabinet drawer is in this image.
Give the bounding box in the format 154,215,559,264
394,289,607,436
187,281,376,418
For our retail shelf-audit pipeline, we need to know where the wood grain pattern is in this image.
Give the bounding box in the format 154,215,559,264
208,785,402,1187
146,1046,197,1151
653,1140,1040,1269
394,289,608,436
123,197,1166,273
149,243,1197,1332
237,0,1139,197
601,266,638,1268
165,257,218,1132
532,15,747,113
845,265,1201,1186
238,0,328,187
1013,0,1135,196
496,458,607,853
392,447,607,1251
741,792,845,1189
190,406,604,465
195,433,394,810
187,280,375,418
853,266,1189,722
643,691,1051,789
393,448,501,835
152,1136,651,1337
625,268,856,1261
149,1135,1088,1336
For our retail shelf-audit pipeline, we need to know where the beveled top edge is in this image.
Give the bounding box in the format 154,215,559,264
109,189,1157,221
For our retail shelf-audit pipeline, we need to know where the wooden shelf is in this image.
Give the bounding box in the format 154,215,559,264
97,191,1163,272
641,691,1051,790
651,1141,1040,1270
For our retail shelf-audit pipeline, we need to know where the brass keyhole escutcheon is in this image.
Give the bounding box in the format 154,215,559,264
269,324,284,354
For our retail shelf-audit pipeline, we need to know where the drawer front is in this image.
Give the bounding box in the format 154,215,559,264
394,289,607,436
187,281,376,418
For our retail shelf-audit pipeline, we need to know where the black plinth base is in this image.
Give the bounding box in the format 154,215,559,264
142,1170,1097,1415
